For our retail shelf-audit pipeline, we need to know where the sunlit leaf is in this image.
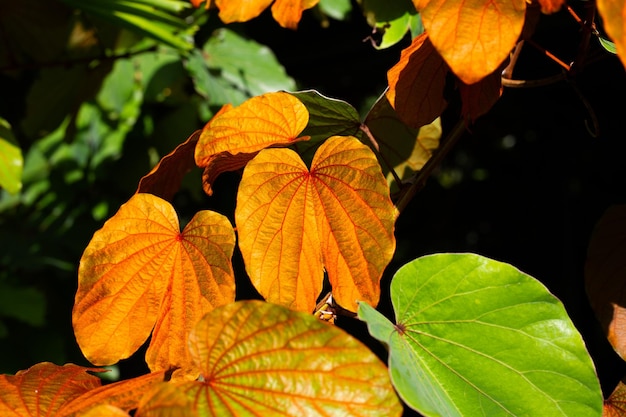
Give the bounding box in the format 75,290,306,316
195,92,309,195
235,136,396,312
537,0,566,14
360,0,421,49
212,0,272,23
412,0,525,84
79,404,130,417
0,118,22,194
271,0,320,29
605,380,626,417
137,130,200,201
387,33,448,128
585,204,626,359
359,253,603,417
167,300,402,416
73,193,235,376
59,371,167,416
0,363,102,417
134,382,191,417
596,0,626,70
364,91,441,191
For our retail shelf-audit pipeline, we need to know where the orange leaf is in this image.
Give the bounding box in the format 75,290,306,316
136,130,200,201
59,370,167,416
73,193,235,377
537,0,565,14
414,0,525,84
271,0,320,29
387,33,448,129
235,136,396,312
195,92,309,195
214,0,273,23
169,300,402,416
605,380,626,417
0,363,102,417
79,404,129,417
597,0,626,70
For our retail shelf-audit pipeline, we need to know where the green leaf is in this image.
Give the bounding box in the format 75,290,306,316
290,90,361,160
0,119,22,194
0,284,45,326
359,253,603,417
319,0,352,20
360,0,421,49
200,28,296,100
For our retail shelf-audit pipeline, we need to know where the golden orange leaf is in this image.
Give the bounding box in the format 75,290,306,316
195,92,310,195
214,0,273,23
271,0,320,29
597,0,626,70
414,0,526,84
59,371,167,416
235,136,396,312
73,193,235,376
173,300,402,416
0,363,102,417
79,404,129,417
387,33,449,128
136,130,200,201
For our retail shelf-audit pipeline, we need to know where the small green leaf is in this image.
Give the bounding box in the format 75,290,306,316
0,119,22,194
319,0,352,20
359,253,603,417
360,0,421,49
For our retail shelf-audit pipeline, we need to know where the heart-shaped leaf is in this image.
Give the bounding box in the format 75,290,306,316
412,0,525,84
73,193,236,376
359,253,603,417
195,91,310,195
138,300,402,416
235,136,396,312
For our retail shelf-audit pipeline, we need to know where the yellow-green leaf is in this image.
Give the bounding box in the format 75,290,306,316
195,92,309,195
0,118,22,194
154,300,402,416
73,193,235,377
235,136,396,312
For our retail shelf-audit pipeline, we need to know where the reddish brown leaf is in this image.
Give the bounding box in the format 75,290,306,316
604,380,626,416
460,65,504,123
0,363,102,417
387,33,449,129
537,0,565,14
585,204,626,359
136,130,200,201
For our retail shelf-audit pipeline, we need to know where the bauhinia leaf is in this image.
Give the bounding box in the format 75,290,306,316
387,33,448,129
73,193,236,377
198,0,319,29
411,0,525,84
0,363,102,417
459,66,504,122
359,253,603,417
195,91,309,195
235,136,396,313
136,130,200,201
364,91,441,191
141,300,402,416
604,380,626,417
585,204,626,359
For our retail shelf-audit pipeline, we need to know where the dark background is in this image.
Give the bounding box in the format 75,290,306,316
1,1,626,413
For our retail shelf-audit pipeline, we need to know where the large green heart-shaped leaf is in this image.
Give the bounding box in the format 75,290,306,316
358,253,603,417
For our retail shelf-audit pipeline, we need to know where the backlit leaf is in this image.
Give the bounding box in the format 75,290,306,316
364,91,441,191
207,0,319,28
604,380,626,417
235,136,396,312
195,92,309,195
59,371,167,416
0,363,102,417
596,0,626,71
387,33,448,128
271,0,320,29
460,66,504,122
0,118,22,194
172,300,402,416
585,205,626,359
137,130,200,201
73,193,235,376
359,253,603,416
360,0,421,49
412,0,525,84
